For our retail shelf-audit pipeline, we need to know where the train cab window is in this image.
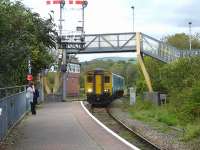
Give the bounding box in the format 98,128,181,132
104,76,110,83
87,76,93,83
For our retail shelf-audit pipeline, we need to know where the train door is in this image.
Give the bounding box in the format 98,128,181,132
95,75,102,95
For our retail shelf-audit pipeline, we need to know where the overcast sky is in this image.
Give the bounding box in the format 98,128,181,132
21,0,200,61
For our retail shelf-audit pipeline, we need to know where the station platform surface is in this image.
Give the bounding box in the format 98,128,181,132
9,102,134,150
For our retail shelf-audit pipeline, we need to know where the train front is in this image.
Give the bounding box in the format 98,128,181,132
85,69,112,106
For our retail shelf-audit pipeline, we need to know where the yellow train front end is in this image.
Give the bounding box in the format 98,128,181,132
85,69,113,106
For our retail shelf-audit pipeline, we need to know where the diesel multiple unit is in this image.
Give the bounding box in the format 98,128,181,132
85,69,124,106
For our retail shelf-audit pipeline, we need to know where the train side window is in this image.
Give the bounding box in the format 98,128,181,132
104,76,110,83
87,76,93,83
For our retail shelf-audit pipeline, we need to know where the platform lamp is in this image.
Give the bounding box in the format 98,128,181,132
131,6,135,32
188,22,192,51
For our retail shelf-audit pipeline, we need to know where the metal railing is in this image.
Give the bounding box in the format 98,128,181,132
141,33,200,63
61,32,136,54
0,85,29,141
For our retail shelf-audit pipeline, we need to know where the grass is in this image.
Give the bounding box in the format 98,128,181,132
183,121,200,141
123,96,200,141
128,98,178,126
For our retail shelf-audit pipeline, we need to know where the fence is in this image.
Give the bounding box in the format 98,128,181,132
0,86,29,141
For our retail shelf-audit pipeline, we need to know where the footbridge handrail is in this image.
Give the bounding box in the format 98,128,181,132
141,33,200,63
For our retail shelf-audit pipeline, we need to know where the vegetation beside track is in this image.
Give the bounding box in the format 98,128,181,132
134,34,200,142
134,58,200,142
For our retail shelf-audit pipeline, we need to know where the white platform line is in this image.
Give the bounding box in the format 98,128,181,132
80,101,140,150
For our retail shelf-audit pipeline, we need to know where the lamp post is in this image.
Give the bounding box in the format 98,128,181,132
189,22,192,50
131,6,135,32
59,0,65,37
27,56,33,82
28,56,31,75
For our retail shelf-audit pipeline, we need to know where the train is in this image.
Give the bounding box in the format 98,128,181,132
85,68,124,106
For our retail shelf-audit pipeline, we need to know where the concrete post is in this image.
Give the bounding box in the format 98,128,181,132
0,107,2,116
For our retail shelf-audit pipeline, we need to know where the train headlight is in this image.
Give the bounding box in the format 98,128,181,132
87,88,93,93
104,89,109,92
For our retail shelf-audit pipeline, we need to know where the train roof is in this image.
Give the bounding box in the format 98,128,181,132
112,73,124,79
86,68,108,74
86,69,124,79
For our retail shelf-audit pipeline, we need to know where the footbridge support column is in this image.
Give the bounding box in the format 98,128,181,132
136,32,153,92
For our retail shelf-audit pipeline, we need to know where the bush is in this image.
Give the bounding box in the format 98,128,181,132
167,81,200,123
160,57,200,92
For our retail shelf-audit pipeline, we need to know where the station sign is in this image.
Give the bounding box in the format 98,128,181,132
27,74,33,81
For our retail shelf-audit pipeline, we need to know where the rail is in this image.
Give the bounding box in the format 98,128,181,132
0,85,29,141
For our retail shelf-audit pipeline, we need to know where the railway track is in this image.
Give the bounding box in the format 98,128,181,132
87,105,161,150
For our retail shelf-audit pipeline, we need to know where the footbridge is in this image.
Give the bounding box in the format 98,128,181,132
60,32,200,92
60,32,200,63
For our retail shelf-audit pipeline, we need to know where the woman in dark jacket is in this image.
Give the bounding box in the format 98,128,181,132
33,86,39,105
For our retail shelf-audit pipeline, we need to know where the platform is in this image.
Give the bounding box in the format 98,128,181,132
6,102,135,150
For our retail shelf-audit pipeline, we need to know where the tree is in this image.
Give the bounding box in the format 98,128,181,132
160,57,200,92
0,0,57,87
125,63,138,87
163,33,200,50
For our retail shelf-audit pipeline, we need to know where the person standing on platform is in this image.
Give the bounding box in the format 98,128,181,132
26,82,36,115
